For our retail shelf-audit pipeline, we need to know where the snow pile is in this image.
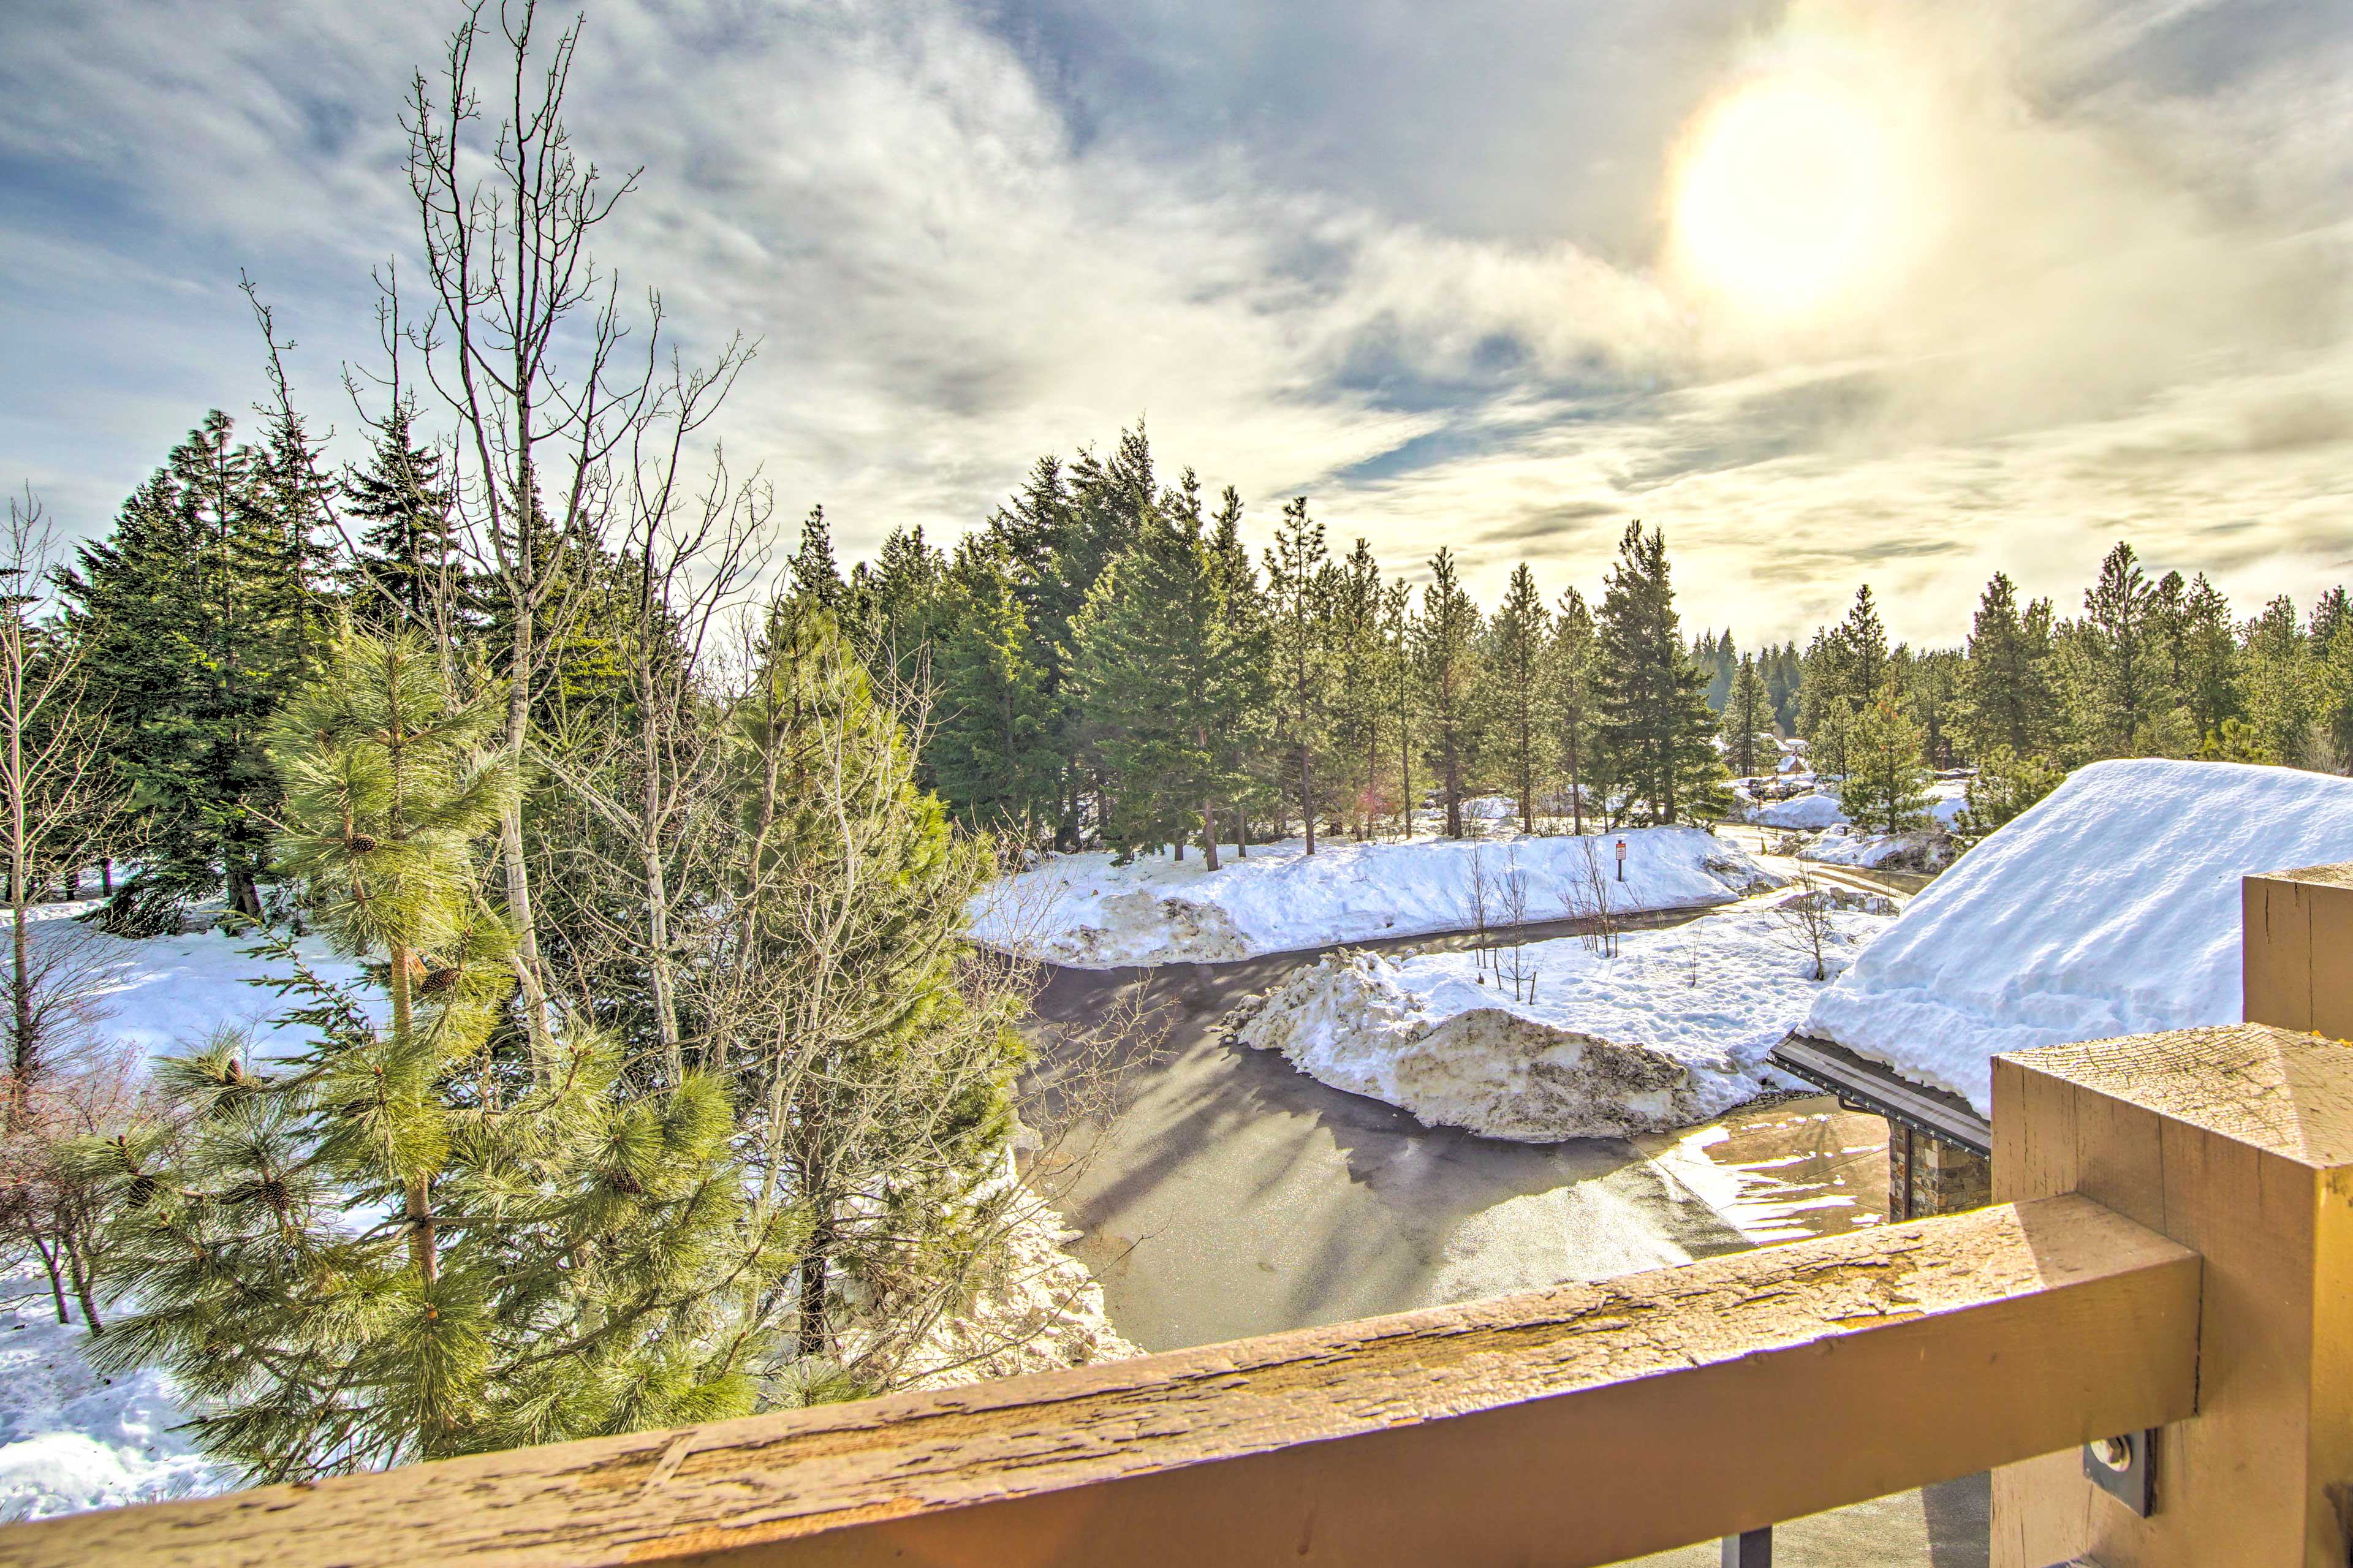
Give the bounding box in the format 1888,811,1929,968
0,1282,235,1523
1756,792,1845,830
1805,759,2353,1115
1235,899,1895,1141
1801,825,1952,871
889,1195,1142,1391
973,828,1779,969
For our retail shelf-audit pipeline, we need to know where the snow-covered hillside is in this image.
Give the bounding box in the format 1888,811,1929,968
1235,897,1895,1140
13,900,368,1059
1804,760,2353,1115
0,1280,234,1523
972,828,1778,968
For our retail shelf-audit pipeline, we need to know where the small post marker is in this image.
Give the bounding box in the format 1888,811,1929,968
1615,838,1627,882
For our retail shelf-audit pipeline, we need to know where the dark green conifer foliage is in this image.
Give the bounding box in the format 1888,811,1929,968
1958,571,2059,762
1720,653,1770,780
1327,537,1391,840
2080,541,2174,756
346,399,460,632
1264,498,1335,850
1590,523,1722,825
728,601,1021,1368
930,550,1056,829
61,411,322,925
1550,586,1598,833
1840,698,1933,835
789,506,846,611
79,626,773,1480
1483,563,1553,835
1409,548,1482,838
1070,482,1249,865
2178,573,2240,746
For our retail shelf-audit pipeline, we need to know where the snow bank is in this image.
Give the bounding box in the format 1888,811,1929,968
888,1195,1140,1391
1756,792,1844,830
973,828,1778,969
1235,900,1894,1140
1800,825,1952,871
1805,760,2353,1115
0,1279,234,1522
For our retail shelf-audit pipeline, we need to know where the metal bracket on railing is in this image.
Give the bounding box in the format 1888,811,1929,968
1721,1526,1771,1566
2085,1428,2158,1517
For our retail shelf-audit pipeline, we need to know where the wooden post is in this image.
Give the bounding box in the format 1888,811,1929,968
2245,863,2353,1041
1989,1021,2353,1566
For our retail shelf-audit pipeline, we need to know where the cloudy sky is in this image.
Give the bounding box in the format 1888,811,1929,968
4,0,2349,642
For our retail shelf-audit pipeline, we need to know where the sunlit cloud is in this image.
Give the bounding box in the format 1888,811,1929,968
1,0,2346,646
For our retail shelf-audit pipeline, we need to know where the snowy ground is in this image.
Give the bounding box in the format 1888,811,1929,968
14,899,369,1060
1750,781,1967,836
1805,759,2353,1115
971,827,1779,968
1233,893,1896,1141
0,1279,234,1523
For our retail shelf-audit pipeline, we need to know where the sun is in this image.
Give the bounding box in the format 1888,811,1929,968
1667,75,1904,325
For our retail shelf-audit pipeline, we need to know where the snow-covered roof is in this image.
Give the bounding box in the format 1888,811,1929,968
1803,759,2353,1116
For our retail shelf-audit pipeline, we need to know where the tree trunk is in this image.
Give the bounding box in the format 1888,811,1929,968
1233,801,1246,858
642,717,681,1081
388,942,437,1282
500,607,555,1078
100,858,112,896
63,1229,102,1334
1201,797,1221,873
29,1233,67,1325
1300,743,1315,854
797,1214,833,1359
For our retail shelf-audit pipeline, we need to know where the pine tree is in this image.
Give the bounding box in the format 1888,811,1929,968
1720,653,1770,781
2240,595,2315,767
81,626,773,1479
346,398,460,632
726,601,1021,1371
1840,699,1932,835
1762,640,1803,734
1550,586,1597,833
60,412,321,925
1327,537,1392,840
1205,487,1270,857
846,525,945,704
2079,542,2175,757
1838,587,1889,702
1483,563,1553,834
1410,549,1482,838
1959,572,2058,760
1072,489,1249,865
789,506,846,611
1591,524,1722,824
1264,498,1335,851
1954,746,2064,843
929,553,1056,830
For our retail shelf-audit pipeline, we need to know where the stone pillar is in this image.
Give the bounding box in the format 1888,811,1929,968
1887,1123,1993,1220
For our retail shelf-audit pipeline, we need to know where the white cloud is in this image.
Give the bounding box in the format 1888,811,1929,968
0,0,2346,646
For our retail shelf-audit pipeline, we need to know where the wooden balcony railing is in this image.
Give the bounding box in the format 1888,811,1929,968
8,862,2352,1568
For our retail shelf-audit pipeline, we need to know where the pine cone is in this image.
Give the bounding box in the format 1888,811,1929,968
347,833,379,854
419,966,460,996
605,1168,645,1196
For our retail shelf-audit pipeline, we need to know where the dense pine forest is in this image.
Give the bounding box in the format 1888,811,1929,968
3,0,2351,1499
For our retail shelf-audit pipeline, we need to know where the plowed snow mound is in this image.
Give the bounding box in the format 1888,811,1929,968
1803,759,2353,1115
1238,951,1702,1139
1235,897,1890,1141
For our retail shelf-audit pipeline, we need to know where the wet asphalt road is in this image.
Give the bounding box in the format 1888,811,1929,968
1019,911,1990,1567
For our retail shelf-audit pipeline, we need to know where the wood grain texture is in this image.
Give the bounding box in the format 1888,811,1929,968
1991,1022,2353,1567
1,1197,2196,1568
2246,864,2353,1042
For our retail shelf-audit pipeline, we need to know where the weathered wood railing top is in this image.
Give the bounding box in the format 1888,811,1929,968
7,1194,2196,1568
